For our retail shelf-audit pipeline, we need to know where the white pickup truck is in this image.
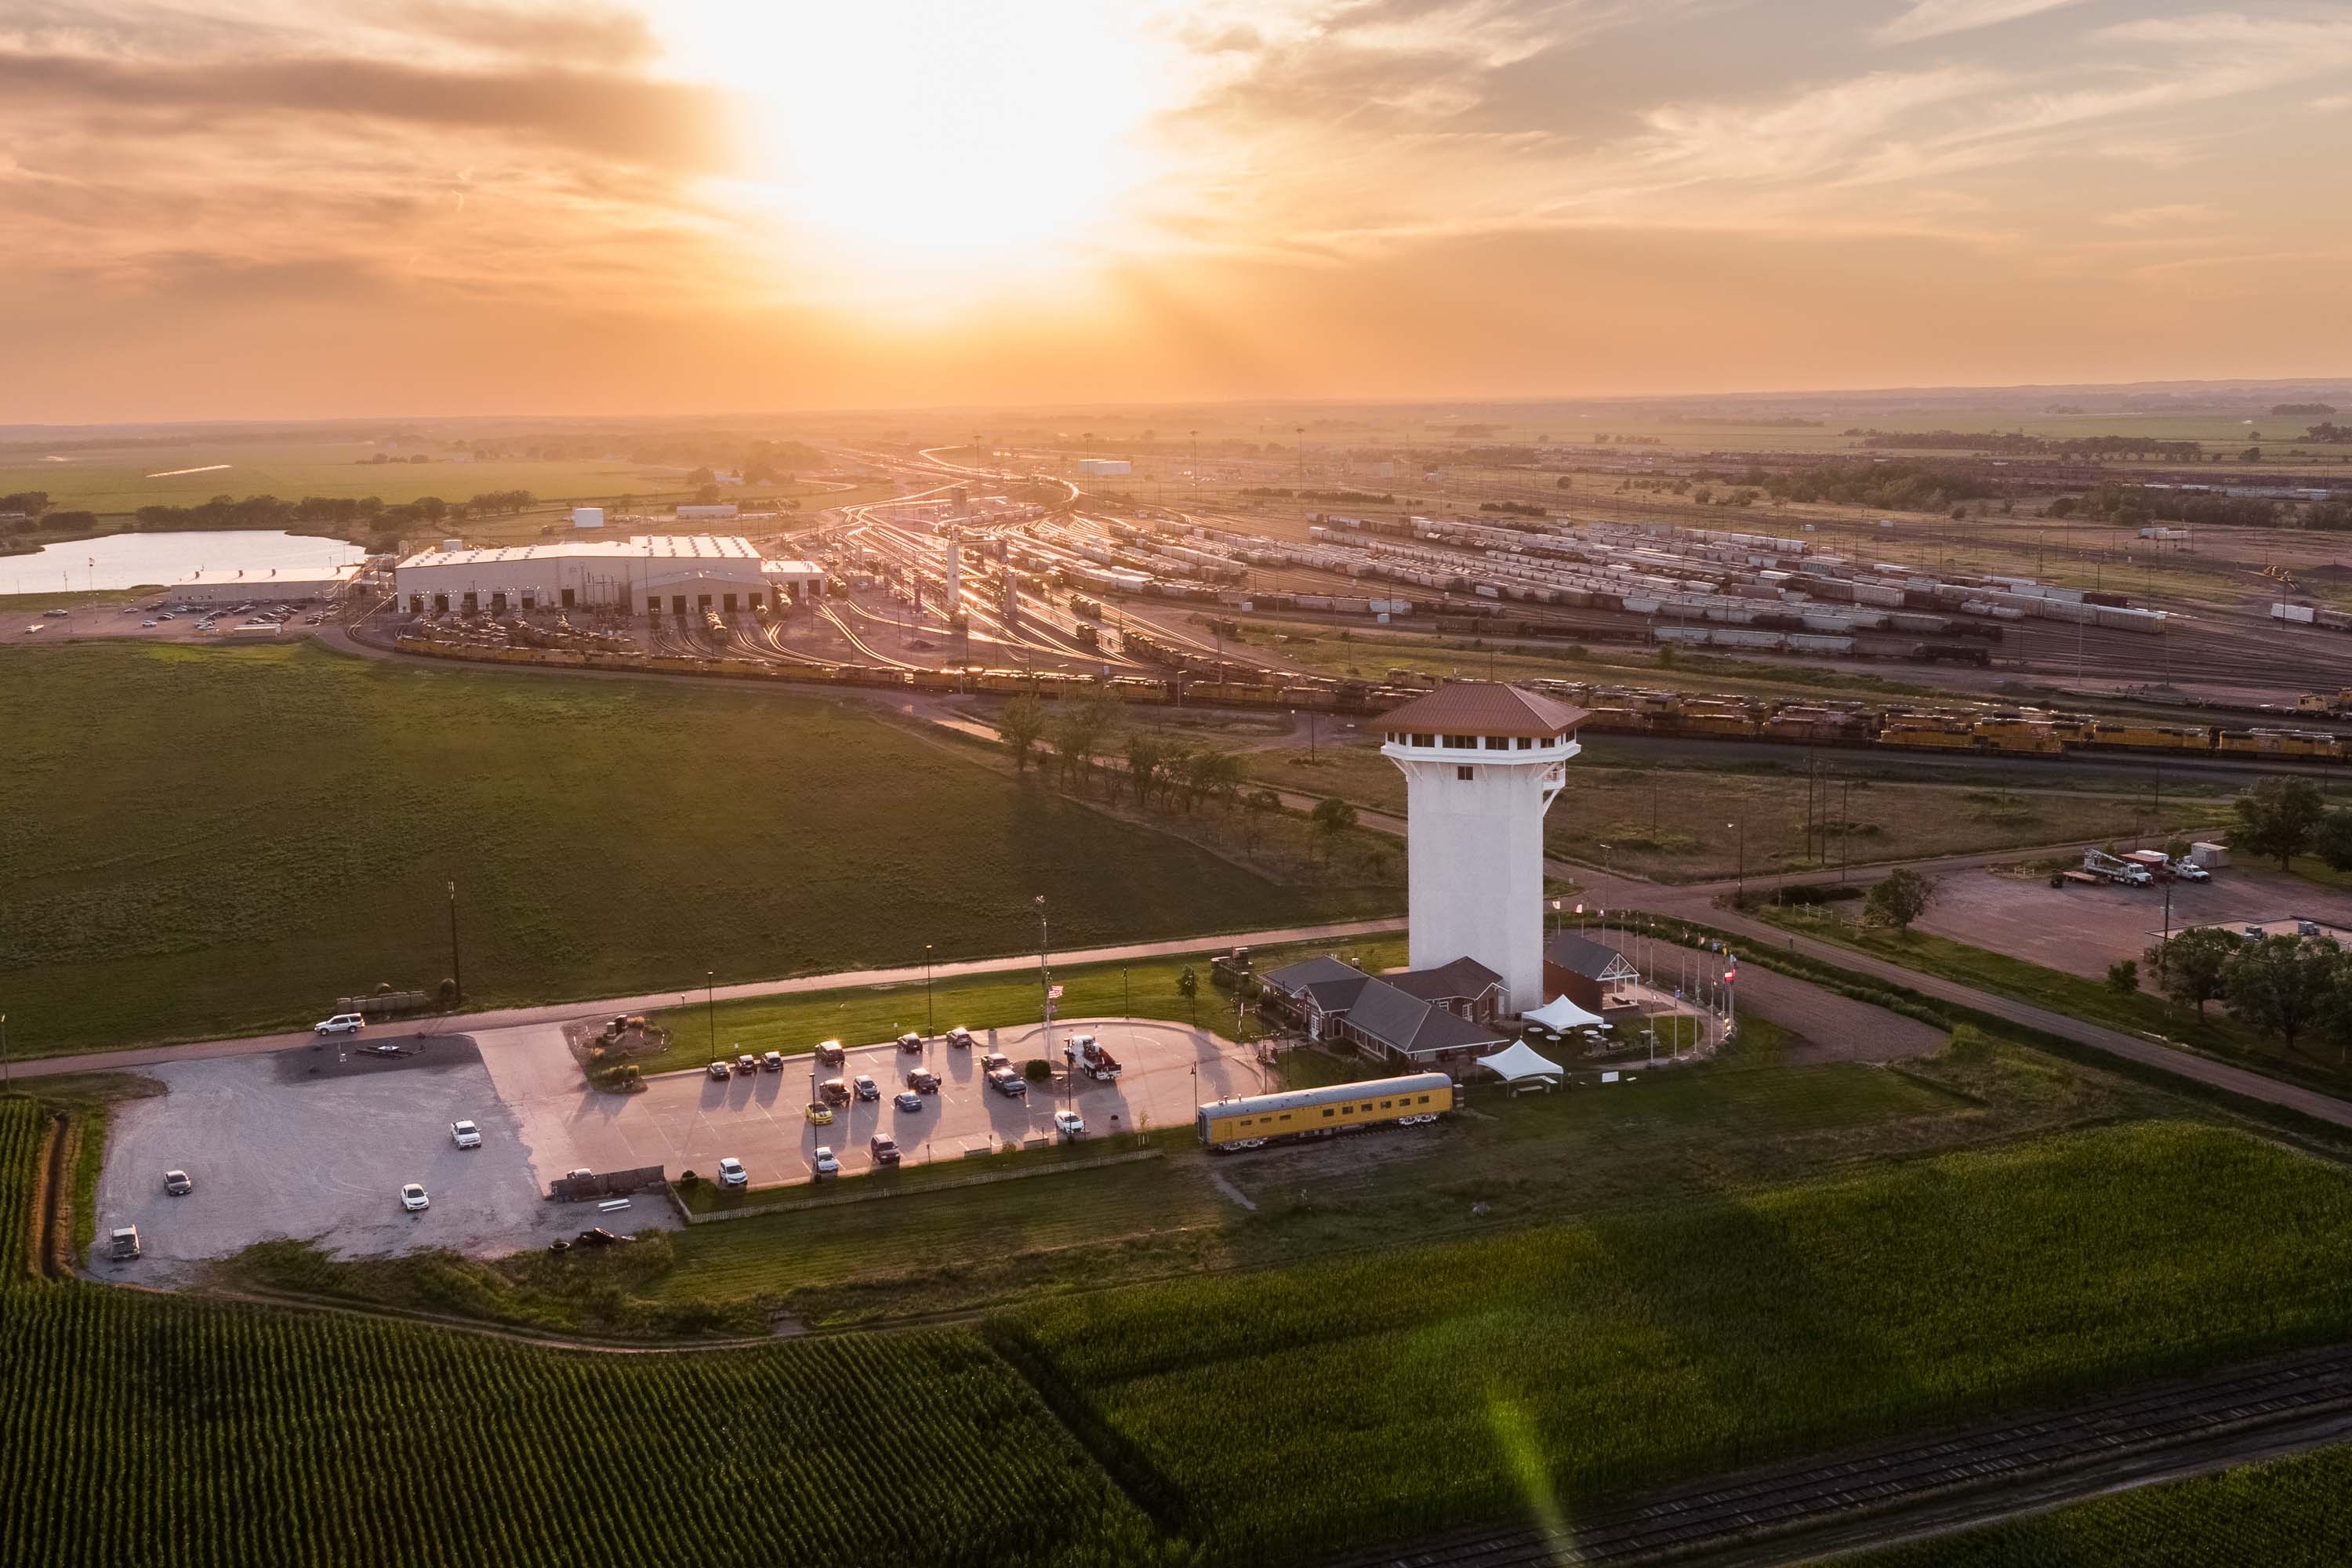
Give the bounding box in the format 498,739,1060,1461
449,1120,482,1149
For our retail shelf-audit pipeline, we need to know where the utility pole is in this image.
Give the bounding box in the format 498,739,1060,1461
1035,894,1054,1051
2,1013,9,1092
1730,820,1745,901
446,881,462,1007
924,943,935,1039
706,970,716,1059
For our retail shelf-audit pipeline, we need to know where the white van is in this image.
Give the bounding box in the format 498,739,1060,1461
314,1013,365,1036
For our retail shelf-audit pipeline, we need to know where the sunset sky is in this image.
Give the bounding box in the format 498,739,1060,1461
3,0,2349,421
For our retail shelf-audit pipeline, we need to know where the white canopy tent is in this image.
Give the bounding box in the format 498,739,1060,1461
1523,995,1606,1033
1476,1040,1566,1083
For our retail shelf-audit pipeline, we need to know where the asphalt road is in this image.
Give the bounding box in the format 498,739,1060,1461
12,916,1404,1082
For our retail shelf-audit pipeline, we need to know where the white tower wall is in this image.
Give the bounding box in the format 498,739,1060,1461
1382,737,1573,1011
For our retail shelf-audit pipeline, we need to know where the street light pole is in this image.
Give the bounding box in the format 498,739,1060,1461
446,881,462,1007
706,970,716,1058
924,944,935,1039
1730,821,1745,900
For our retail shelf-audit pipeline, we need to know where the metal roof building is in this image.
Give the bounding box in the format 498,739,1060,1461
393,535,822,616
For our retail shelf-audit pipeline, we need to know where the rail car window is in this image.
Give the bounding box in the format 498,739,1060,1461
1380,1100,1392,1109
1322,1108,1334,1118
1417,1095,1431,1104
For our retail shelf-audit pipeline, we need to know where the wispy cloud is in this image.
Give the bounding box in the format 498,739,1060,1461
1875,0,2090,47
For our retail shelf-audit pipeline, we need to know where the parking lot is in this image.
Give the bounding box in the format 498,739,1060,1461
89,1033,665,1282
91,1016,1267,1272
479,1015,1263,1192
1916,864,2352,979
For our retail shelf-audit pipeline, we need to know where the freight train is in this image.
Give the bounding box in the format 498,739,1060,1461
391,633,2350,764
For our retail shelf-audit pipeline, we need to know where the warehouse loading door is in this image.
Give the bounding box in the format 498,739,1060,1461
722,593,739,612
670,594,687,615
560,588,575,608
489,593,508,613
433,594,449,614
461,593,477,614
696,593,712,611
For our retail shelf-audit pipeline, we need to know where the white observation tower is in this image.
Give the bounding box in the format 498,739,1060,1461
1377,682,1587,1011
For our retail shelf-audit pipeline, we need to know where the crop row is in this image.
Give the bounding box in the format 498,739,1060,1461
1006,1121,2352,1563
0,1099,41,1286
1849,1439,2352,1566
0,1102,1152,1568
0,1286,1156,1567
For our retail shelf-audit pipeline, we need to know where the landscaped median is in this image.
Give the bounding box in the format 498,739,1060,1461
633,934,1410,1076
670,1130,1181,1221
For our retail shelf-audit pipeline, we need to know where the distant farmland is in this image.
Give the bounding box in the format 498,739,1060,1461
0,441,708,516
0,641,1388,1057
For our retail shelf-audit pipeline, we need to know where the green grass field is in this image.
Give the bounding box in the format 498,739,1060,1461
1004,1121,2352,1563
637,935,1410,1073
0,641,1389,1058
1842,1441,2352,1566
1243,738,2229,881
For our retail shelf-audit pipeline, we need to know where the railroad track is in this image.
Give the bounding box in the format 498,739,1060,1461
1323,1342,2352,1568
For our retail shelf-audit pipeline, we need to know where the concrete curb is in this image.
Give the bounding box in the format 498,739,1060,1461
673,1147,1166,1224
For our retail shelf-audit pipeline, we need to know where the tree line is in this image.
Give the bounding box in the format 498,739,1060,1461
993,692,1365,865
1856,431,2204,461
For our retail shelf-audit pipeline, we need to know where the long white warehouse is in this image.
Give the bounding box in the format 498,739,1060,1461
394,535,822,616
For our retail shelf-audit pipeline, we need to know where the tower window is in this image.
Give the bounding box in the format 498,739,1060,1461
1412,732,1436,746
1517,736,1534,750
1443,734,1477,749
1457,765,1475,781
1485,736,1508,750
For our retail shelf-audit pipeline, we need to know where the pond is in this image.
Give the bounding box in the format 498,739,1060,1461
0,530,366,597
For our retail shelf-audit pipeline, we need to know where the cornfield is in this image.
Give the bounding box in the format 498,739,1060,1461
0,1105,1153,1567
1007,1122,2352,1563
1851,1439,2352,1566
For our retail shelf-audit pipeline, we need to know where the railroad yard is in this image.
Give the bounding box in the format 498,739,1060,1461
361,445,2352,784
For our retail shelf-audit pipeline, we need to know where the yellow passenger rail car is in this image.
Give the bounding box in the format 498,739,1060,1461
1196,1073,1454,1148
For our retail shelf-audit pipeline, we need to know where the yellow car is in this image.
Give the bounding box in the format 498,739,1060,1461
804,1101,835,1126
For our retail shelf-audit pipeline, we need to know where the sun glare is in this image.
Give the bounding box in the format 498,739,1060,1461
667,2,1181,296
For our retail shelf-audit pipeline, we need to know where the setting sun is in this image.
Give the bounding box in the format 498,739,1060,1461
670,1,1181,292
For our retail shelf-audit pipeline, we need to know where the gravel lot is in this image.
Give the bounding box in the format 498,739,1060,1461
1917,864,2352,979
89,1033,664,1283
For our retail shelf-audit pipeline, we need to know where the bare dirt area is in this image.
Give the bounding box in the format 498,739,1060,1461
1917,863,2352,979
87,1033,662,1283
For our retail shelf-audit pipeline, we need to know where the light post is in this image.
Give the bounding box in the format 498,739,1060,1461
1729,820,1745,900
924,943,935,1039
2,1013,9,1091
706,970,716,1059
446,881,462,1008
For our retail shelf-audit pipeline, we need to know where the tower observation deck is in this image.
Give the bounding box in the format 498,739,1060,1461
1376,682,1588,1011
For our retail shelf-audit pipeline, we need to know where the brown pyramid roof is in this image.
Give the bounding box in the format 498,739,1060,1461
1377,681,1588,738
